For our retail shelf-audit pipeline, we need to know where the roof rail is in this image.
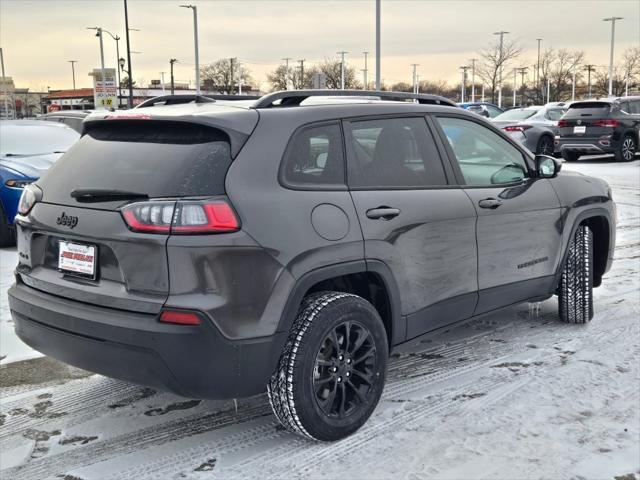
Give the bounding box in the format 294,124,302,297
134,94,262,109
251,90,457,109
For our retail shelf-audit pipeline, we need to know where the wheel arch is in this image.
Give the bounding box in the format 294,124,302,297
278,260,404,348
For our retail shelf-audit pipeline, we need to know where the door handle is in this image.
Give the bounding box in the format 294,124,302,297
366,207,401,220
478,198,503,209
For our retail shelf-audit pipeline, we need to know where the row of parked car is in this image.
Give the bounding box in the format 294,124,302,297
1,93,638,247
459,96,640,162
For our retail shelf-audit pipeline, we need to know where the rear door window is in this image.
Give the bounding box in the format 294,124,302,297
39,121,236,200
346,117,447,188
280,122,345,188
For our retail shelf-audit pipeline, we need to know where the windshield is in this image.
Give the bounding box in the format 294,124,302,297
0,123,80,155
493,109,538,121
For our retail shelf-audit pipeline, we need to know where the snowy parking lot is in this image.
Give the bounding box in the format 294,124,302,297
1,157,638,480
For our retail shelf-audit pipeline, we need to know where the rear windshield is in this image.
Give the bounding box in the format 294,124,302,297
39,121,234,198
493,109,537,121
565,102,611,117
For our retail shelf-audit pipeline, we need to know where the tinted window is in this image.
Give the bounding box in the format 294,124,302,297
493,108,538,121
545,108,565,121
39,121,234,198
486,106,504,118
629,100,640,114
437,117,528,186
348,117,447,188
565,102,611,117
281,123,345,187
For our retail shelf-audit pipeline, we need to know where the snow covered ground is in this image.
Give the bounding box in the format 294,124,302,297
0,157,638,479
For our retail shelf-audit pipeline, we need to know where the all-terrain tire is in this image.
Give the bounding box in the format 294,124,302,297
558,225,593,323
0,205,16,247
267,291,388,442
614,134,636,162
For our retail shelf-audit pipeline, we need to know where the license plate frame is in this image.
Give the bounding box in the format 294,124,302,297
573,126,586,135
58,240,97,280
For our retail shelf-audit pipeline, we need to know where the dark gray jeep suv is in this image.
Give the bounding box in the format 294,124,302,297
8,90,616,441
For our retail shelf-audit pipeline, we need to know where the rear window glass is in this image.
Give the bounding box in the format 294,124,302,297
565,102,611,117
493,109,538,121
39,121,234,198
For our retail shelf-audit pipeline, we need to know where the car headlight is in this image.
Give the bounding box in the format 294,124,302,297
17,184,43,216
5,179,32,188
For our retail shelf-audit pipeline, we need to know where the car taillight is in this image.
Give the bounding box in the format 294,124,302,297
159,309,202,325
17,184,43,216
503,125,533,132
557,120,568,128
120,198,240,234
592,119,619,128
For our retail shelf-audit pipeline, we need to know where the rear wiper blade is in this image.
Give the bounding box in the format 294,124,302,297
71,188,149,203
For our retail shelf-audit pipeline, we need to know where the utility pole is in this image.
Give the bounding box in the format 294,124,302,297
282,57,292,90
411,63,419,94
603,17,623,96
229,57,236,94
338,51,348,90
546,77,551,103
571,64,577,101
470,58,477,102
584,64,596,99
494,30,509,108
375,0,381,90
517,67,527,105
298,59,305,89
512,68,517,107
170,58,177,95
459,65,469,103
124,0,134,107
1,48,9,119
536,38,542,98
160,72,166,92
362,51,369,90
181,5,200,95
68,60,77,90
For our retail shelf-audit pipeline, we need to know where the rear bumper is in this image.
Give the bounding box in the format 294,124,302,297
557,137,616,155
8,280,286,399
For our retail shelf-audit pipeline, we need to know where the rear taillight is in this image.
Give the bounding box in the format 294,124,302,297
503,125,533,132
159,309,202,325
120,198,240,234
557,120,568,128
592,119,619,128
17,184,43,216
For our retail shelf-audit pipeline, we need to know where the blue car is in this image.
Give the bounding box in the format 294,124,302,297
1,120,79,246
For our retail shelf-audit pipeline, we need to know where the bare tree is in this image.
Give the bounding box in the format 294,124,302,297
200,58,253,94
267,63,319,90
317,59,360,89
390,81,412,92
476,37,523,104
537,49,584,102
418,79,453,98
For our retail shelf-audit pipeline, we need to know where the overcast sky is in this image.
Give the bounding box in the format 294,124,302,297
1,0,638,92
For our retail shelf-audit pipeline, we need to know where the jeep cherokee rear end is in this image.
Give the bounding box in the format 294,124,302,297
8,105,290,399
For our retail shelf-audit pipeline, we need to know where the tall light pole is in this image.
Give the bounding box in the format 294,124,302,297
68,60,77,90
1,48,9,119
411,63,419,94
603,17,623,96
470,58,477,102
362,51,369,90
375,0,381,90
124,0,134,107
536,38,542,99
282,57,292,90
494,30,509,108
298,59,305,89
512,67,517,107
571,64,577,101
460,65,469,103
100,29,122,107
181,5,200,95
160,72,166,92
338,51,348,90
584,64,596,99
169,59,177,95
87,27,106,84
518,67,528,105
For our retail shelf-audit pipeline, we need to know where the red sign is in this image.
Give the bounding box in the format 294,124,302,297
48,104,62,112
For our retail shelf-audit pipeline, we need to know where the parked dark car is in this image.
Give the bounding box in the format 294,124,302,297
457,102,504,118
556,96,640,162
9,90,615,442
39,110,93,133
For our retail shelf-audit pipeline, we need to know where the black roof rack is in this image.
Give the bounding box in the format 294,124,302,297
251,90,457,109
134,94,260,109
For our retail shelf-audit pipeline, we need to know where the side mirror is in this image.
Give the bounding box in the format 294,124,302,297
536,154,561,178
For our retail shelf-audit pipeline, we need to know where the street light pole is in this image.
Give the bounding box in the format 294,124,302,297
494,30,509,108
460,66,469,103
101,29,122,107
124,0,134,107
282,57,292,90
375,0,381,90
363,51,369,90
411,63,419,94
68,60,77,90
169,59,177,95
571,64,577,101
1,47,9,119
603,17,623,96
536,38,542,99
338,51,348,90
584,64,596,99
512,68,517,107
470,58,477,102
181,5,200,95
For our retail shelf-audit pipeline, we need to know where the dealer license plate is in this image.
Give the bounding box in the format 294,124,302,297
573,126,586,134
58,241,97,278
